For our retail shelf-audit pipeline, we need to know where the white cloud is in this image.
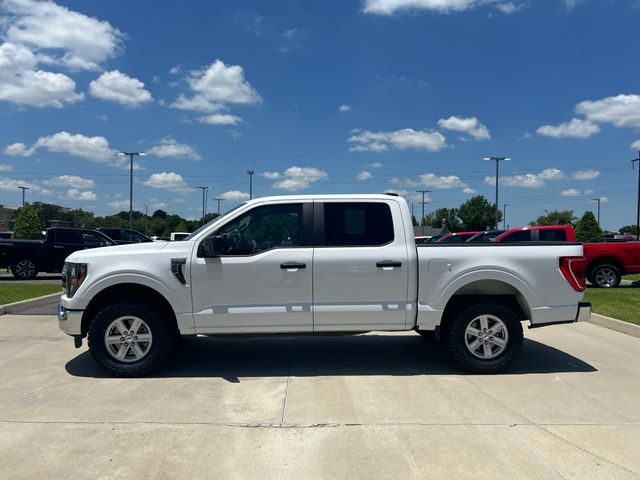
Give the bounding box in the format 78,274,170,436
0,176,39,191
437,116,490,140
536,118,600,139
142,172,190,193
44,174,94,188
0,164,13,172
270,166,328,191
147,137,201,160
362,0,518,14
261,171,282,179
198,113,242,125
63,188,96,201
4,141,33,156
563,0,583,11
2,0,123,71
561,188,581,197
357,171,373,181
89,70,152,107
576,94,640,129
485,168,564,188
219,190,250,201
391,173,466,189
107,198,129,209
572,169,600,181
349,128,447,152
631,140,640,151
6,131,114,161
0,41,83,107
599,196,608,204
171,59,261,125
338,104,351,112
370,162,383,169
463,187,476,194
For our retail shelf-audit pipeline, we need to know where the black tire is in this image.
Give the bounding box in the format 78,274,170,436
590,264,621,288
88,301,175,377
10,258,39,280
444,302,523,374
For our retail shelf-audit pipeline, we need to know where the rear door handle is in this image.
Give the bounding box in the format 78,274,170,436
376,261,402,268
280,262,306,270
54,245,64,249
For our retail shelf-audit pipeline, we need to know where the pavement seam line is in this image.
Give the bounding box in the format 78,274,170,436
508,425,566,480
280,337,292,425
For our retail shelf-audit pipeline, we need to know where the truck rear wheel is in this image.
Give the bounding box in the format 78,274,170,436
445,302,523,374
11,258,38,280
591,264,621,288
88,301,175,377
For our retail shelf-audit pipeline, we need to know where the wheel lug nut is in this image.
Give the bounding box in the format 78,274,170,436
123,331,128,335
134,336,138,340
490,337,494,340
124,342,128,346
484,341,489,344
120,337,124,341
489,330,493,334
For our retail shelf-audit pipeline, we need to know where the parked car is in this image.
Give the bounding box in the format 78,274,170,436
58,194,589,377
98,228,152,245
0,227,115,279
437,231,480,243
170,232,190,241
424,233,445,243
466,230,506,243
0,231,12,240
584,242,640,288
493,225,575,243
492,225,640,287
415,236,432,244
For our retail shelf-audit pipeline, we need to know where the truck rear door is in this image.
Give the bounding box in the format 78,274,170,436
312,200,410,331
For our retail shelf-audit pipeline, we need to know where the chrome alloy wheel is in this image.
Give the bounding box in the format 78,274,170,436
15,260,36,278
594,267,617,287
464,314,509,360
104,316,153,363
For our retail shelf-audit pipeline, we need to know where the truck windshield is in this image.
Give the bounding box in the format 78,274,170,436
183,204,245,240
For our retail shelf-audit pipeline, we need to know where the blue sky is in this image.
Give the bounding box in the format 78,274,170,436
0,0,639,230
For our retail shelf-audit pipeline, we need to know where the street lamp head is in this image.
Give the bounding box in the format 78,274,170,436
117,151,146,156
483,156,511,161
247,169,254,175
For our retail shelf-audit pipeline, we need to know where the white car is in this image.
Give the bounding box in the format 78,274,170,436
58,194,590,376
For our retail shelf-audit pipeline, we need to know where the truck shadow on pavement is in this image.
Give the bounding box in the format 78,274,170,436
65,333,596,381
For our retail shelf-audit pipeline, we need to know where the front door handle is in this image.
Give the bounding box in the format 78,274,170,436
280,262,306,270
376,261,402,268
54,245,64,249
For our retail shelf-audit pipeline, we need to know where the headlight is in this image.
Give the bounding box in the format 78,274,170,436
62,262,88,298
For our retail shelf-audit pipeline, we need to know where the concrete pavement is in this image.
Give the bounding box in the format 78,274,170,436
0,315,639,479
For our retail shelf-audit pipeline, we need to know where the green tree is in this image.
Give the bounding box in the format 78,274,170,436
575,211,604,243
530,210,576,227
619,224,637,235
457,195,500,231
174,220,189,233
423,208,462,232
12,204,44,239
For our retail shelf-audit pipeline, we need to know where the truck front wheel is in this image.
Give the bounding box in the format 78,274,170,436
11,258,38,280
88,302,175,377
445,302,523,374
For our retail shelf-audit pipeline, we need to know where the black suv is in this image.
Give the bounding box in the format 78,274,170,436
98,228,152,245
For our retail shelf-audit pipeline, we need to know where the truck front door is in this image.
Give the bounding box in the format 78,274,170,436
312,200,410,331
190,201,314,333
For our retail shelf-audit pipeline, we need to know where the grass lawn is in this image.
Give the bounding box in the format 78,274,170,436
624,274,640,282
0,284,61,305
584,287,640,326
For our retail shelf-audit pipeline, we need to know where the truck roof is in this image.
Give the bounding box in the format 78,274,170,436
242,194,407,204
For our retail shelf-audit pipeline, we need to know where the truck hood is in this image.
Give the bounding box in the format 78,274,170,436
66,240,190,263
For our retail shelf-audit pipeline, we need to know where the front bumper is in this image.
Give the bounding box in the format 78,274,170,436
57,304,83,336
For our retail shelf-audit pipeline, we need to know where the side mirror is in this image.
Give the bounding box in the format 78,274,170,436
197,235,227,258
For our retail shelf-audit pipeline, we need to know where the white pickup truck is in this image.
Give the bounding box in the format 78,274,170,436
58,194,591,376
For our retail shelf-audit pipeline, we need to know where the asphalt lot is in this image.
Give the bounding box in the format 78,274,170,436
0,314,639,479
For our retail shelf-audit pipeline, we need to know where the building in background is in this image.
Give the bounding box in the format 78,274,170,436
0,205,17,233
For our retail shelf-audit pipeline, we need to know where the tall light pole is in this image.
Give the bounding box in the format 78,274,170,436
214,198,223,215
416,190,431,235
196,186,208,226
117,151,146,229
18,186,29,207
503,204,508,230
484,156,511,229
591,198,601,226
632,151,640,240
247,170,255,199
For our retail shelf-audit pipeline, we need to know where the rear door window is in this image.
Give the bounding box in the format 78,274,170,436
503,230,531,242
322,203,394,246
539,229,567,241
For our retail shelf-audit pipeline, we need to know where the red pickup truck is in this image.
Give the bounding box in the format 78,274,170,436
495,225,640,287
